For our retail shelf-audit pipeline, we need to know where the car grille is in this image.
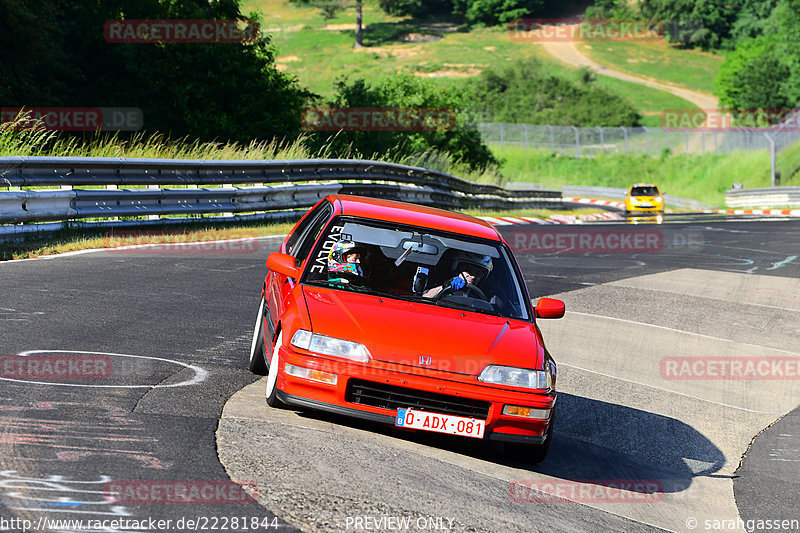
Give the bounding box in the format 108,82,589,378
345,379,491,419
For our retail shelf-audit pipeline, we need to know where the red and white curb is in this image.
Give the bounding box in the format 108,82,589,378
563,196,626,210
481,212,623,226
702,208,800,216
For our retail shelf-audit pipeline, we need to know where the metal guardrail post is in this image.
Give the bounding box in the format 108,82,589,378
643,126,650,156
620,126,628,156
548,125,555,153
765,133,776,186
572,126,579,158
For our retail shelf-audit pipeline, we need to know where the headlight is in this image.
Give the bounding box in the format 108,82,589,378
655,196,663,202
478,365,552,390
290,329,371,363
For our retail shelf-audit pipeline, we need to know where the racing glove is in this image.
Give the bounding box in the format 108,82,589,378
446,275,466,291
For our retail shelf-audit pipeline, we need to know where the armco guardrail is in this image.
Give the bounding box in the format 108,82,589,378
0,157,562,231
725,186,800,208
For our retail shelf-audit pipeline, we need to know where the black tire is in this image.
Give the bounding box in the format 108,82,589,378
248,296,268,374
504,410,555,464
265,330,285,408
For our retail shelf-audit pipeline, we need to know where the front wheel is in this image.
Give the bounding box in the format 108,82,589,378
504,411,555,464
248,296,268,375
265,330,285,408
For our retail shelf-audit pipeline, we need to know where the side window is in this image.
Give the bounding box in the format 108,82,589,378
286,201,332,258
292,203,333,266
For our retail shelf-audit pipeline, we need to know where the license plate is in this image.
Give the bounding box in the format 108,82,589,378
395,408,485,439
638,203,652,207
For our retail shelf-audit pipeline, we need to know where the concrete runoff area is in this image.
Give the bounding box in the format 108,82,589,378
217,267,800,532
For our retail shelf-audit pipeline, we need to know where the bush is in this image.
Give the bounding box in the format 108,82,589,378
0,0,313,145
465,58,642,126
308,74,498,171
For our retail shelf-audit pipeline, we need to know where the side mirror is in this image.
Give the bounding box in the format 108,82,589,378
267,252,300,280
535,298,565,319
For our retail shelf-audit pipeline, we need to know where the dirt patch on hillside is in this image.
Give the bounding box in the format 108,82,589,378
401,33,442,43
323,23,359,31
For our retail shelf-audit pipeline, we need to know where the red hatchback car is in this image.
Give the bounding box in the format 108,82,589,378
249,195,564,462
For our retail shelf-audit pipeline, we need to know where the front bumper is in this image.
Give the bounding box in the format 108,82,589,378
625,200,663,213
274,345,556,445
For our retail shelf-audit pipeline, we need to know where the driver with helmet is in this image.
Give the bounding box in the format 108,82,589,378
327,240,367,284
423,250,492,299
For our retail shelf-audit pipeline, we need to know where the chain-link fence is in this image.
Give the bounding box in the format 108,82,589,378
476,123,798,157
476,111,800,186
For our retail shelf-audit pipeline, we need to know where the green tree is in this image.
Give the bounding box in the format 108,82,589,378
716,35,790,109
377,0,545,26
715,0,800,110
466,58,642,126
312,74,497,170
1,0,312,143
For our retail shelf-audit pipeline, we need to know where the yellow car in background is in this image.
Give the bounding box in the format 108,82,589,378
625,183,664,214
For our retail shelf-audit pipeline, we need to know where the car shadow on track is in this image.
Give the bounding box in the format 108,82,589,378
534,392,725,495
290,391,724,497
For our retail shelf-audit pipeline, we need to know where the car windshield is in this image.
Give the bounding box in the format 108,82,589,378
631,186,659,196
303,217,531,321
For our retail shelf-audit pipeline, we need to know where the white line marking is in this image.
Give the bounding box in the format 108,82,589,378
0,350,207,389
558,362,781,415
567,311,800,358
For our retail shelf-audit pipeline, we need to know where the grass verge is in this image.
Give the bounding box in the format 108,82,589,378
492,145,771,207
575,41,724,96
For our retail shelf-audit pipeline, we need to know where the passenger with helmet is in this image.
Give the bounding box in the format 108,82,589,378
327,239,367,285
423,250,492,299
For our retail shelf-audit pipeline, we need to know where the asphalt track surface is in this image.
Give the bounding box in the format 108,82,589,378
1,215,798,533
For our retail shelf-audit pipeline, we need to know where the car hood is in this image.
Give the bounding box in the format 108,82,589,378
301,286,543,375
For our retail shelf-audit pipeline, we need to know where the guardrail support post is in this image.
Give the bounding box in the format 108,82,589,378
548,125,555,153
643,126,650,156
765,133,776,186
572,126,579,158
620,126,628,156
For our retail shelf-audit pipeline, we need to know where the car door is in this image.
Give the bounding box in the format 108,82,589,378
267,200,333,334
